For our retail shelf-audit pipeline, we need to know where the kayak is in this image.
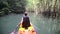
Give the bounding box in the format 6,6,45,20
18,23,36,34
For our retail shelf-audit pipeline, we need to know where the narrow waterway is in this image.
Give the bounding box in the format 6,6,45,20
0,13,60,34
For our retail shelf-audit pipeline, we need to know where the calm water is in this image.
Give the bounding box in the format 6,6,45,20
0,13,60,34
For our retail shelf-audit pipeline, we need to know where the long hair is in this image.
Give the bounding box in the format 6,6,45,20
22,14,30,28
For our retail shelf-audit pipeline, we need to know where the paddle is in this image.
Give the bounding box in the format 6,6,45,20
10,22,22,34
10,17,23,34
10,25,19,34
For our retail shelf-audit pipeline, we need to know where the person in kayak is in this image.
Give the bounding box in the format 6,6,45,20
18,12,31,29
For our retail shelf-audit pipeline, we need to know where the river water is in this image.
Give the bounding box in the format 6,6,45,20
0,13,60,34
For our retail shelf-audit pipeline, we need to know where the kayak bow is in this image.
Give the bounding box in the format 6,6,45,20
18,23,36,34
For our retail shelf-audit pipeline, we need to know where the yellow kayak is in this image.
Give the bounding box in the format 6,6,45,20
18,23,36,34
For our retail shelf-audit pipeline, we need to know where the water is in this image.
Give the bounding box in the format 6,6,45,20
0,13,60,34
0,13,23,34
29,13,60,34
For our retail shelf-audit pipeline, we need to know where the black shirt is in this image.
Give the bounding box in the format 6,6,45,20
22,15,30,28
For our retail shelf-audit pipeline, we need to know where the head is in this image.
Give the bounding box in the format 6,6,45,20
24,12,28,16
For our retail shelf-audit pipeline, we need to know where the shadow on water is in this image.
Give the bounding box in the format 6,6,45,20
55,30,60,34
57,30,60,34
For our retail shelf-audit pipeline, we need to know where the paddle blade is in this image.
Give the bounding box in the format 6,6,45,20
10,30,15,34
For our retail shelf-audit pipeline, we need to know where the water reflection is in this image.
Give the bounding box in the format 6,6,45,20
0,13,60,34
29,13,60,34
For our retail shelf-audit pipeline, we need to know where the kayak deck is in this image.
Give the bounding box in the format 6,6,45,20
18,24,36,34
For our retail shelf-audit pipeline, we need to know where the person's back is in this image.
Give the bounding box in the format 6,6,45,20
22,12,31,29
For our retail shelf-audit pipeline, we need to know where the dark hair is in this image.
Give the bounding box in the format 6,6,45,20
24,12,28,16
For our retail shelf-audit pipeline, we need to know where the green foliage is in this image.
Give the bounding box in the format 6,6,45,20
0,0,26,16
0,0,60,17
